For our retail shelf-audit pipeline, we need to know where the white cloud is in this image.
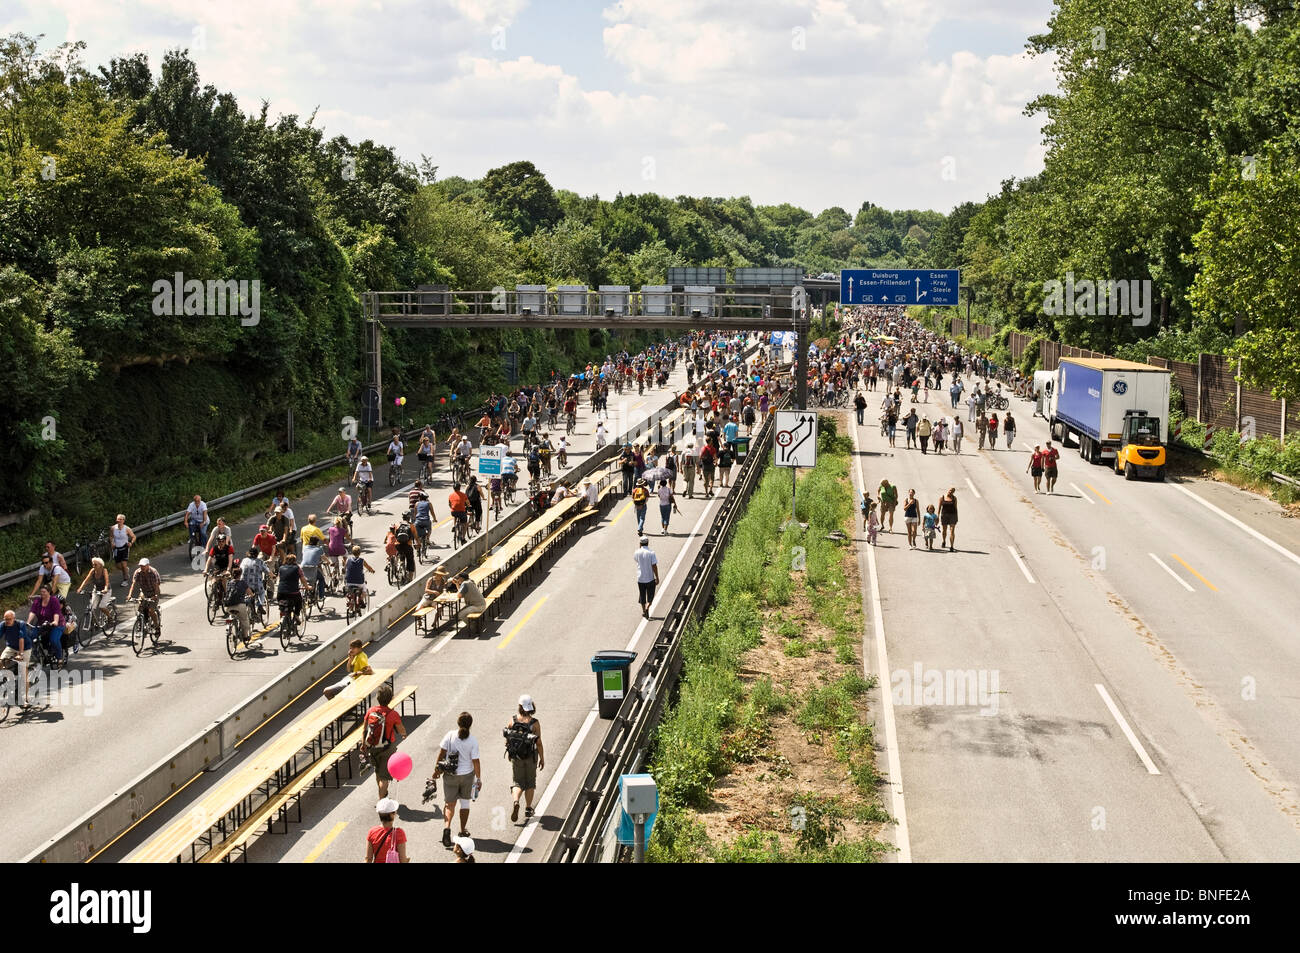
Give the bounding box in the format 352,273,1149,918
10,0,1058,212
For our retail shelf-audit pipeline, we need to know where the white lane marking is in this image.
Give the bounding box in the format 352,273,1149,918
1148,553,1194,593
1167,481,1300,570
1022,441,1036,453
430,631,456,654
506,487,720,862
851,419,911,862
1008,545,1036,584
1070,482,1095,504
161,580,206,610
1094,683,1160,775
964,477,981,499
506,706,600,863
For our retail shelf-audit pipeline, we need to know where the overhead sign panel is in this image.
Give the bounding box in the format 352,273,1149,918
840,269,960,305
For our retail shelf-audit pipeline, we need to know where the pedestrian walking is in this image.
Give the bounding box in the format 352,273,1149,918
360,684,408,800
365,798,409,863
866,501,880,545
860,490,872,531
1028,444,1044,493
453,836,476,863
632,479,650,535
951,417,964,454
505,695,544,822
718,442,734,488
922,505,938,550
877,479,898,533
1043,440,1061,493
634,536,659,619
938,487,958,551
918,416,932,453
683,449,697,498
433,712,482,849
933,419,946,454
976,412,988,449
1004,412,1017,450
903,490,920,548
987,413,999,449
699,440,717,497
854,390,867,425
658,480,680,534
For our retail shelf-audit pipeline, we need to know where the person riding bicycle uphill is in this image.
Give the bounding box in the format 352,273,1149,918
185,494,210,547
344,546,375,613
501,450,518,497
386,434,404,472
127,558,162,630
448,484,470,542
204,528,237,578
412,489,434,550
465,474,485,530
27,585,68,665
267,506,293,566
352,456,375,507
326,487,354,540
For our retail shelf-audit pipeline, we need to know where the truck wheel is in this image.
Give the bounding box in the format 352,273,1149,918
1114,454,1123,476
1156,466,1166,482
1125,461,1136,481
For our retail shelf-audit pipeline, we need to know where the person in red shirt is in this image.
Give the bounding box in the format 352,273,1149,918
699,441,718,498
1042,441,1061,494
252,524,277,559
1027,445,1044,493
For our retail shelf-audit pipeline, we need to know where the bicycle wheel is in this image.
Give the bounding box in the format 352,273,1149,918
225,621,239,659
279,616,292,649
305,591,315,620
386,560,397,586
150,614,161,647
388,466,397,487
131,615,146,656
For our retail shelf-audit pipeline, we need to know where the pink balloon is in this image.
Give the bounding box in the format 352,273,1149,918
387,750,413,781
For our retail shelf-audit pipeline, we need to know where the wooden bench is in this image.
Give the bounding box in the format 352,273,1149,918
199,685,418,863
128,669,397,863
411,604,436,636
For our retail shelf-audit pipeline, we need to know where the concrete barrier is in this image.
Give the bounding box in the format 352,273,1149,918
24,351,750,863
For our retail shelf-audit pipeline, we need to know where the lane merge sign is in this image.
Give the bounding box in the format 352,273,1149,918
478,445,504,476
774,410,818,468
840,269,960,305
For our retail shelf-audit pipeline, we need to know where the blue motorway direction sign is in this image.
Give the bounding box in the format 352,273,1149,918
840,269,960,306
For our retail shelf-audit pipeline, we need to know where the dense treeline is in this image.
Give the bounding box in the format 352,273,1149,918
931,0,1300,401
0,33,936,523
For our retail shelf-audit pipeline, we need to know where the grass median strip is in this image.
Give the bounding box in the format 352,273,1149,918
646,416,892,863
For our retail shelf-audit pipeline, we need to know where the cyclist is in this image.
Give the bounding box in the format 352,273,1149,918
387,433,405,473
556,434,569,470
264,488,290,521
521,410,537,446
268,506,294,568
76,556,115,629
276,553,307,627
32,551,72,599
388,521,416,581
252,524,277,562
344,545,375,615
127,557,162,632
28,585,68,665
223,566,254,644
240,546,267,611
501,450,518,500
204,528,237,585
407,480,430,521
300,537,327,603
325,516,349,580
352,455,375,510
346,434,363,471
417,432,435,479
465,474,484,533
526,442,542,485
326,487,354,540
564,394,577,433
412,490,434,552
300,514,326,551
536,432,554,478
109,514,136,587
448,483,470,543
185,494,210,547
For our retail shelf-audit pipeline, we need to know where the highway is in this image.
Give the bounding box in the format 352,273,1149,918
847,382,1300,861
2,349,734,862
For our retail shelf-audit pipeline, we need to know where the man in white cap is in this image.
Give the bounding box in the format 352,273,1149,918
505,695,545,822
633,536,658,619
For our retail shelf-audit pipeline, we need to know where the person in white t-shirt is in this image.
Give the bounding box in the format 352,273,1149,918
432,712,482,849
633,536,658,619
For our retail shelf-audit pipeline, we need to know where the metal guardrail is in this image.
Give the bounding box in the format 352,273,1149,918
548,393,790,863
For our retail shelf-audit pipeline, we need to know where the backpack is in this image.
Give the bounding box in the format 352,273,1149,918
363,705,394,753
375,827,400,864
396,524,411,544
504,718,538,760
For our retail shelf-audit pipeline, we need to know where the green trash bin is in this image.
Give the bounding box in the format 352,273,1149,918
591,650,637,719
734,436,751,460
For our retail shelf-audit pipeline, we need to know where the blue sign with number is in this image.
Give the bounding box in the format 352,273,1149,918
840,269,960,305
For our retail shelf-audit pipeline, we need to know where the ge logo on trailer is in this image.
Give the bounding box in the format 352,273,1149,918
1112,380,1128,395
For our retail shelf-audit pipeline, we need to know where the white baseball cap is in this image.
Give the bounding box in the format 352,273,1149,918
453,836,475,856
518,694,535,713
376,797,399,814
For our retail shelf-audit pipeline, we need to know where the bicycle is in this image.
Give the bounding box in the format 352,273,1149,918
566,412,577,435
345,584,369,624
386,553,412,588
82,590,119,644
452,513,469,548
186,523,205,564
277,599,303,648
225,597,257,658
356,482,374,516
452,456,470,486
421,456,435,483
415,526,431,564
131,597,161,656
504,474,517,505
388,458,403,487
206,571,229,625
490,480,503,519
72,529,109,578
301,569,325,620
322,558,340,594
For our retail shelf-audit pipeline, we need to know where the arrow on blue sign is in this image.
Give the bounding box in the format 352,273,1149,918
840,269,960,306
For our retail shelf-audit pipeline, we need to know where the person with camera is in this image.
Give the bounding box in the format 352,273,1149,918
431,711,482,849
505,695,545,823
361,684,408,799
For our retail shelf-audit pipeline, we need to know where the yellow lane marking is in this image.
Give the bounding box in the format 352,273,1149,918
608,501,634,527
1169,553,1218,592
1084,483,1113,506
304,822,348,863
497,595,550,651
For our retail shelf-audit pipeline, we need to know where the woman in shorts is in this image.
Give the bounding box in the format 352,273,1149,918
903,490,921,549
938,487,959,551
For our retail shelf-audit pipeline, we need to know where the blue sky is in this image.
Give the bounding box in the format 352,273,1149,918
4,0,1060,213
